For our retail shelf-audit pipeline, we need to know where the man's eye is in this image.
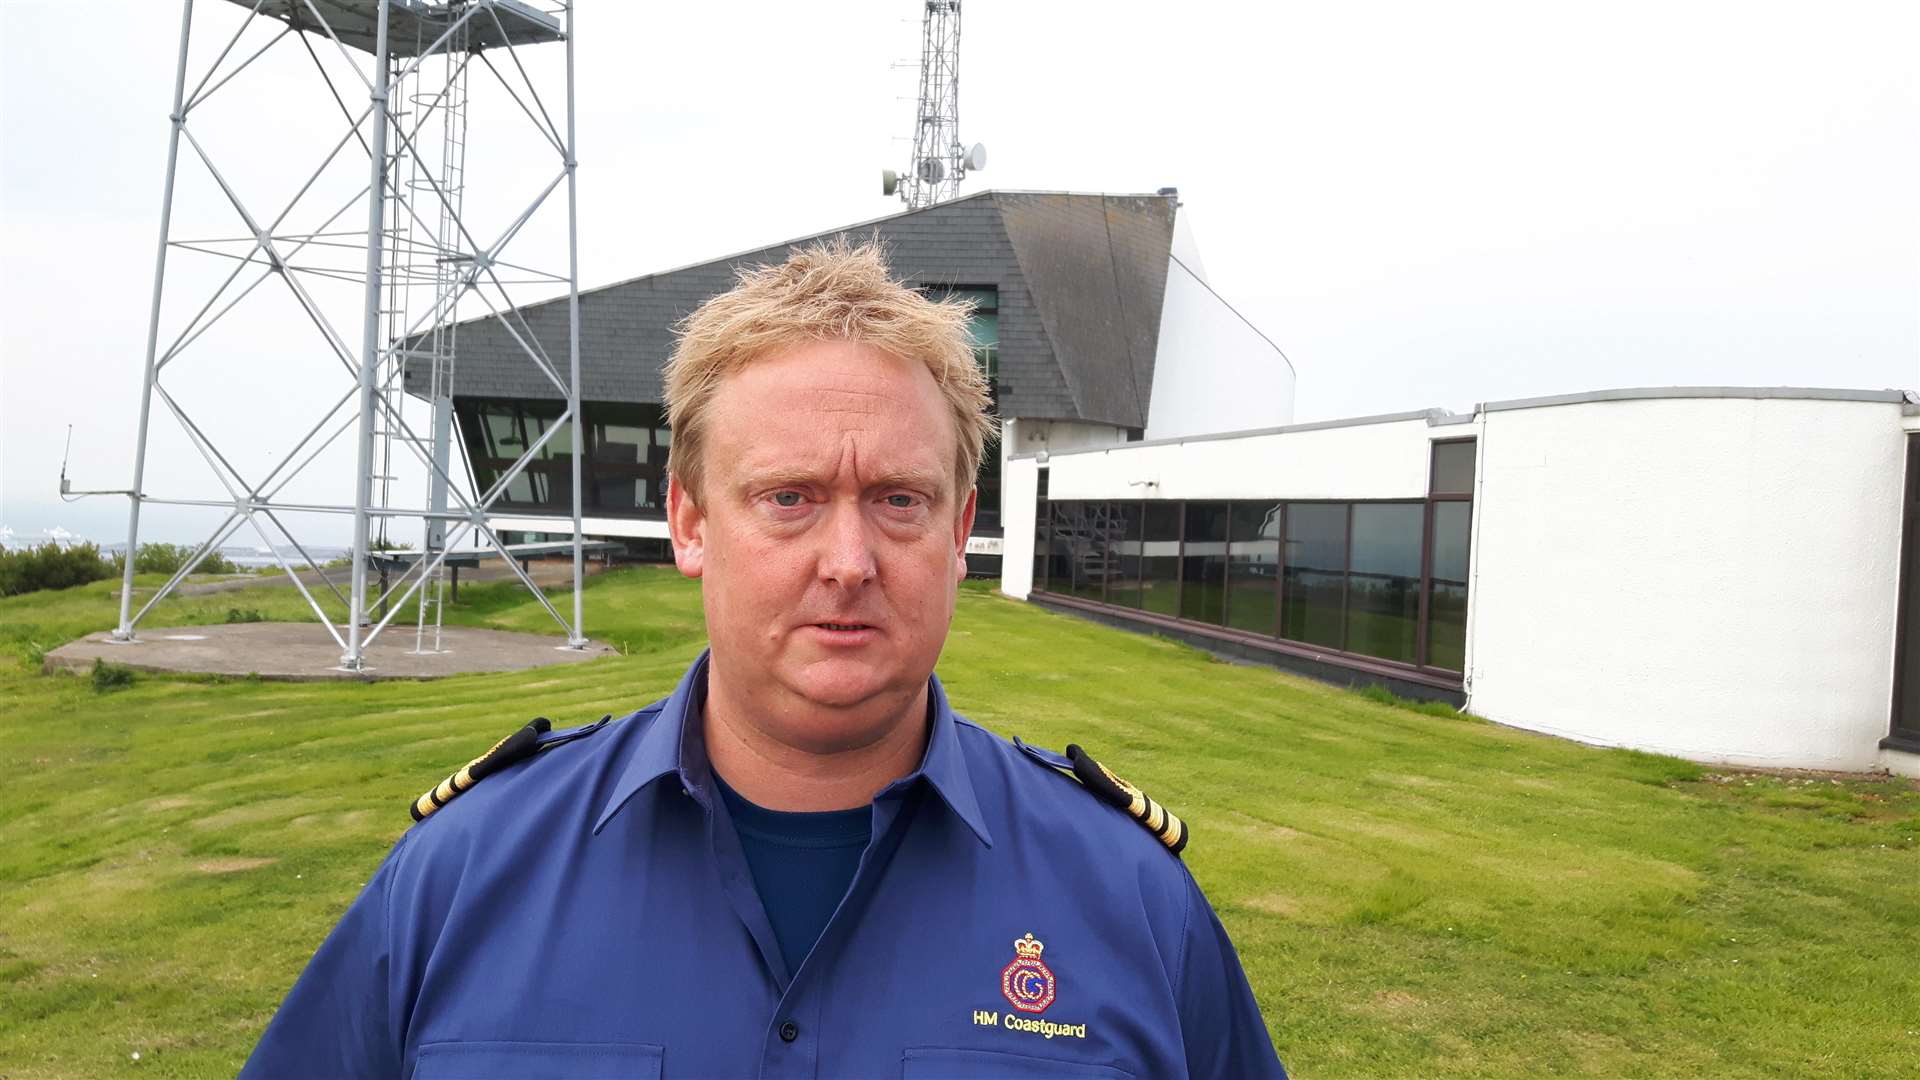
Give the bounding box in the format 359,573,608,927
771,491,804,508
885,494,917,509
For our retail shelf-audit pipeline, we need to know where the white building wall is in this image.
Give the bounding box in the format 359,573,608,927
1003,391,1913,772
1465,396,1904,771
1006,418,1132,458
1045,414,1441,502
1142,259,1296,441
1001,456,1039,599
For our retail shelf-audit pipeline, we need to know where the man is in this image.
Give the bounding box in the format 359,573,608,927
242,241,1287,1078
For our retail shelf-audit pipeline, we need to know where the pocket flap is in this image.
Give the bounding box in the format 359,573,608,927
413,1040,664,1080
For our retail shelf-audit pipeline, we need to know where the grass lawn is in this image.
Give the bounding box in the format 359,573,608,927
2,567,1917,1077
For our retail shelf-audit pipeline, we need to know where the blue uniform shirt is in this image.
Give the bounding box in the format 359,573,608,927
714,771,873,976
242,652,1288,1079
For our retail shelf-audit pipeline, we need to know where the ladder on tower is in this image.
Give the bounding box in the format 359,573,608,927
411,9,472,655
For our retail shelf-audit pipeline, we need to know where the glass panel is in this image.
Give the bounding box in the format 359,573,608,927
1347,503,1423,664
1058,502,1106,603
454,400,498,497
1181,502,1229,625
481,403,522,457
1140,502,1181,615
1283,503,1347,648
1427,501,1472,671
1226,502,1281,635
1032,470,1049,591
1431,440,1476,495
975,439,1002,532
1047,502,1076,591
1106,501,1143,608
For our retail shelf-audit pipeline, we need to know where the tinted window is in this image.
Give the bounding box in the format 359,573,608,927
1226,502,1281,635
1046,501,1076,591
1181,502,1229,624
1427,501,1471,671
1283,503,1347,648
1032,470,1049,591
1058,502,1107,603
1431,440,1476,495
1347,503,1422,664
1107,501,1144,608
1140,502,1181,616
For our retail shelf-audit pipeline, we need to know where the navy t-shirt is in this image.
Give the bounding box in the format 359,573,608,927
714,772,873,976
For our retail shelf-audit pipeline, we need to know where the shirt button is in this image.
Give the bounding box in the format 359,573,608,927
778,1020,799,1043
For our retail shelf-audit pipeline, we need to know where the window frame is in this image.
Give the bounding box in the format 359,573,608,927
1031,493,1468,691
1888,434,1920,751
1420,437,1476,671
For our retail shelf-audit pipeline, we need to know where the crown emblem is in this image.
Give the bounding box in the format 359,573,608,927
1000,932,1057,1013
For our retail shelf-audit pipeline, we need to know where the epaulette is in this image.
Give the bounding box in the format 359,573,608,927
408,714,612,823
1015,738,1189,856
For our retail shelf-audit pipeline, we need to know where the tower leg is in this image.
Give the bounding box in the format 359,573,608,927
564,0,586,649
114,0,196,643
344,0,393,670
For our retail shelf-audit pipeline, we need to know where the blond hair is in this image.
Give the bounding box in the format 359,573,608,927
662,238,997,502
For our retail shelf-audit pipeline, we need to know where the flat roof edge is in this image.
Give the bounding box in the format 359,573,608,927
1478,386,1913,412
1010,408,1451,461
1008,386,1916,462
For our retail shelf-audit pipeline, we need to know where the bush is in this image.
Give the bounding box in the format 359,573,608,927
90,658,135,692
0,542,114,597
109,542,239,578
224,607,266,624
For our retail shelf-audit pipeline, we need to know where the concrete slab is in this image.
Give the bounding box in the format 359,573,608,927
44,623,617,682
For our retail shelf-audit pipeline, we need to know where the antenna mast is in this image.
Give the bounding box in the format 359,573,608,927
883,0,984,208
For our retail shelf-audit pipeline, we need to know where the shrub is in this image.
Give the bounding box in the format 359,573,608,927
224,607,266,624
90,658,135,692
0,542,114,597
109,543,239,577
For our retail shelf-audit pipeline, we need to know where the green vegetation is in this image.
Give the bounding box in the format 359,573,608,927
114,542,241,578
0,542,114,597
1,568,1916,1077
87,658,136,693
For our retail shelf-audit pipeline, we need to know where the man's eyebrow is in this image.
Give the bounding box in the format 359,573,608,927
734,465,949,495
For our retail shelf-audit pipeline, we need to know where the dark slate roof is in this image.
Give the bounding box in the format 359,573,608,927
404,190,1177,429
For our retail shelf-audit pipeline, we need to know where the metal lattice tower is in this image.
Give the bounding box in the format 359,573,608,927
109,0,589,671
887,0,983,208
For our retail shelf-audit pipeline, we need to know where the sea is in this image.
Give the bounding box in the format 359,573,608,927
0,534,351,570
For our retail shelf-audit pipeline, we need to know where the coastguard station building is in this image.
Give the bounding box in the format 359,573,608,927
418,190,1920,777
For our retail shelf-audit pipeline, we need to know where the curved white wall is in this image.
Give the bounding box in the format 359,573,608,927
1143,259,1295,441
1466,396,1905,770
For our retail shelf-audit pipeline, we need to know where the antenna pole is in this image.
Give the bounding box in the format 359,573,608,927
114,0,195,643
898,0,973,209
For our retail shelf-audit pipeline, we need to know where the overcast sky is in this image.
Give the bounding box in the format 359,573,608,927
4,0,1917,546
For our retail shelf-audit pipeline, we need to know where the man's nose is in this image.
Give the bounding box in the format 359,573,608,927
818,502,878,588
817,499,883,584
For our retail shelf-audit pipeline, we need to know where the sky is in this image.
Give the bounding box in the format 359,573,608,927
4,0,1917,546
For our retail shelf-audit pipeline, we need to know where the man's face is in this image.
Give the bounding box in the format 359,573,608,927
667,339,976,752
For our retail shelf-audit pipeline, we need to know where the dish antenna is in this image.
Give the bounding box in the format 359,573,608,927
882,1,985,208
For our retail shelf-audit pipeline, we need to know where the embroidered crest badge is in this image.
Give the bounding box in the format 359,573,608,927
999,933,1057,1014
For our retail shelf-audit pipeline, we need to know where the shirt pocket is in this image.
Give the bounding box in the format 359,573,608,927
902,1047,1136,1079
412,1040,664,1080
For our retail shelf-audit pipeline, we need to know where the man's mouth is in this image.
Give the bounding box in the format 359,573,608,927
816,622,871,632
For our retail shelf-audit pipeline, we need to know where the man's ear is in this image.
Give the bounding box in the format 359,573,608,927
666,475,706,579
952,486,977,584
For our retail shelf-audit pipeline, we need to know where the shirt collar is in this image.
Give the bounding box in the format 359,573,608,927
593,649,993,848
